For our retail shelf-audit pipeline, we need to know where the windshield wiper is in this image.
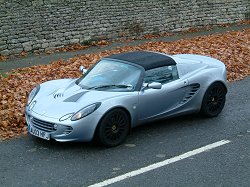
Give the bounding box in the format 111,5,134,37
87,84,132,90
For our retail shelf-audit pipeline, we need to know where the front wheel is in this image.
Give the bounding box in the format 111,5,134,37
96,109,130,147
200,82,226,117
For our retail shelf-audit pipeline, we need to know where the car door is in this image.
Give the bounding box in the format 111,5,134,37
138,65,188,121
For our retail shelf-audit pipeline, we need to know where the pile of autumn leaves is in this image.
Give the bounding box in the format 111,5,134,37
0,29,249,141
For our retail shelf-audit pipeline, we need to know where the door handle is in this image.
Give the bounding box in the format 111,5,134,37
184,80,188,85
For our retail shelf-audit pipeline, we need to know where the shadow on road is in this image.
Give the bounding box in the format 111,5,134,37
27,113,210,151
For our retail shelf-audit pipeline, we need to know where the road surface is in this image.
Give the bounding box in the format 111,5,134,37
0,77,249,187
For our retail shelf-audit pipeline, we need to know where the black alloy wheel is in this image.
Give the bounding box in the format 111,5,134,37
96,109,130,147
201,82,226,117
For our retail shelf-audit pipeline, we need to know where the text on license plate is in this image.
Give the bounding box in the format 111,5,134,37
29,126,50,140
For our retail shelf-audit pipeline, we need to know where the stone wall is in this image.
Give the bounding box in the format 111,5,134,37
0,0,249,56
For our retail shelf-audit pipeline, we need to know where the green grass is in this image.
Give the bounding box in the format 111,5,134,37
0,69,30,78
0,72,8,78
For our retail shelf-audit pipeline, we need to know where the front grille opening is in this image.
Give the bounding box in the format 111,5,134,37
30,117,56,132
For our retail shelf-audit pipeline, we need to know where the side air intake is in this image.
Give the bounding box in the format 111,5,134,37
180,83,200,104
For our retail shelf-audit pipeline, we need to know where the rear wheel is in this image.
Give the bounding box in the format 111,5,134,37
201,82,226,117
96,109,130,147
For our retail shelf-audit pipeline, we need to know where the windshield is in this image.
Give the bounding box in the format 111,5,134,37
77,59,142,91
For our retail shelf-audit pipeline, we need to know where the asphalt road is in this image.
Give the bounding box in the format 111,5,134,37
0,77,249,187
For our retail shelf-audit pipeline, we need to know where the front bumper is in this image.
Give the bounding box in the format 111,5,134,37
25,108,102,142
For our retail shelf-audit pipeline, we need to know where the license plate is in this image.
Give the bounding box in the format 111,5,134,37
29,126,50,140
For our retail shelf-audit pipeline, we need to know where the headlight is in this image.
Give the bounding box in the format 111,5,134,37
71,103,101,121
27,85,40,105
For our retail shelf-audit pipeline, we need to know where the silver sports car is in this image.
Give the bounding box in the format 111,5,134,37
26,51,227,147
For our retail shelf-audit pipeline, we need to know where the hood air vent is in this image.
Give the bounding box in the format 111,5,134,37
53,88,66,99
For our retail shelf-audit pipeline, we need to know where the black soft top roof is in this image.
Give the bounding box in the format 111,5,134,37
106,51,176,70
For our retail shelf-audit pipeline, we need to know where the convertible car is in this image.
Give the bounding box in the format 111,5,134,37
26,51,227,147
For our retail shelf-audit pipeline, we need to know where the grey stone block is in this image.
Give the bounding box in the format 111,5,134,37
0,44,7,51
0,49,10,56
48,41,60,47
41,43,49,49
22,42,33,52
8,43,22,50
70,38,80,44
18,38,30,43
33,44,42,49
12,48,23,54
0,40,6,45
8,39,19,44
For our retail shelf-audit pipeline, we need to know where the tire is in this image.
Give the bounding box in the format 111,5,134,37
96,109,130,147
201,82,226,117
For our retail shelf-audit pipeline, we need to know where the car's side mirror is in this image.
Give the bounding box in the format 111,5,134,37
79,66,87,74
147,82,162,89
143,82,162,90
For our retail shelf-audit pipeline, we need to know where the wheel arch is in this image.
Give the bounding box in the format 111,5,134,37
208,80,228,93
94,106,132,138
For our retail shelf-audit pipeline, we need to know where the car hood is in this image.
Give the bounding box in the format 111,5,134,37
31,79,133,119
